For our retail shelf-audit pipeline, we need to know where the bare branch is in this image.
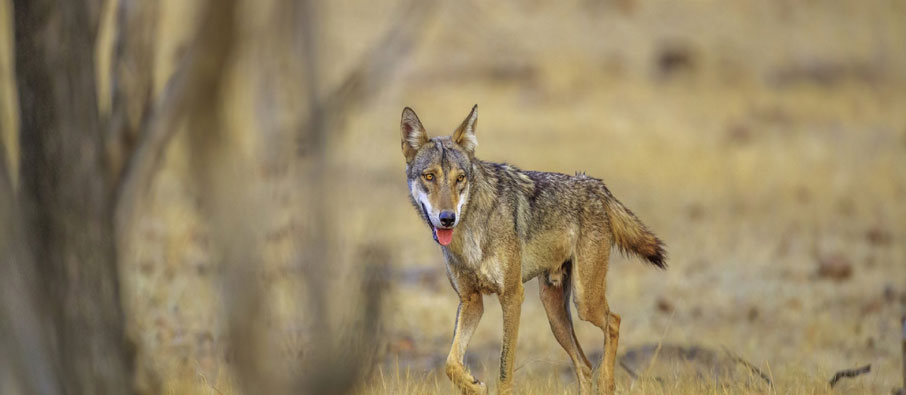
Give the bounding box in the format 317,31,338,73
104,0,158,184
298,0,437,155
322,0,435,113
112,48,190,237
112,0,227,238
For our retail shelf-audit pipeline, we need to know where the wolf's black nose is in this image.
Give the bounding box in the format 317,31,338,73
439,211,456,227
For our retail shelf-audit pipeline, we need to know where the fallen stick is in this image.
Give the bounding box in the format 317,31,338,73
828,364,871,387
726,350,774,389
619,360,639,380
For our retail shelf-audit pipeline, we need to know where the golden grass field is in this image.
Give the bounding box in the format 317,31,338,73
4,0,906,394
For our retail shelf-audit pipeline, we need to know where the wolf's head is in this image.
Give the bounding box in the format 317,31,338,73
400,105,479,246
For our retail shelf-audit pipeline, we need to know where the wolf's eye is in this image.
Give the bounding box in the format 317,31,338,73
456,174,465,183
424,173,434,181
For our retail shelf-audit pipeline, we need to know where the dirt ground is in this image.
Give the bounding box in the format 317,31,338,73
4,0,906,394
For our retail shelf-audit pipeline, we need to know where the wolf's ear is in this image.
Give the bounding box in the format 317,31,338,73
453,104,478,156
401,107,428,163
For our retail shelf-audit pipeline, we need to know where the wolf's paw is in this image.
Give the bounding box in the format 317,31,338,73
459,377,486,395
469,379,487,395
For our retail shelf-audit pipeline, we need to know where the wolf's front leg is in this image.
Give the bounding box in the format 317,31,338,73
497,283,524,395
446,291,486,395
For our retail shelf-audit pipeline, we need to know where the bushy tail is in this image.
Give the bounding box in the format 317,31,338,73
600,188,667,269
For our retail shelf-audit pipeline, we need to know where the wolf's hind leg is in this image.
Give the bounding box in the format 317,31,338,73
572,230,620,395
445,291,487,395
575,298,620,395
539,268,593,394
600,311,621,394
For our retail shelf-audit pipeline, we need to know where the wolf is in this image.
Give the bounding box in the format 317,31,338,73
400,105,666,395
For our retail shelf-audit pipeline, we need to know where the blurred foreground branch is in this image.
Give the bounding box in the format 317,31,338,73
6,0,432,393
112,0,234,244
297,0,435,154
288,1,430,393
8,0,248,392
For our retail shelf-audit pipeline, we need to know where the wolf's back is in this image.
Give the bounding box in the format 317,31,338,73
600,189,666,269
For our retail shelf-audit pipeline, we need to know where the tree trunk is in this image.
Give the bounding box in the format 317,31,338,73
13,0,134,393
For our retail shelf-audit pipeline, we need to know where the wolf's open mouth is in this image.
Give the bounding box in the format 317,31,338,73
421,202,455,246
433,227,454,246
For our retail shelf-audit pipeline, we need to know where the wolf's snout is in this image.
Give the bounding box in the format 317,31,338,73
439,210,456,227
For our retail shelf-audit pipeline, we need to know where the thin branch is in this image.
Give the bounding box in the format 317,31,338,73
112,0,222,237
322,0,435,114
112,49,190,236
298,0,437,155
104,0,158,183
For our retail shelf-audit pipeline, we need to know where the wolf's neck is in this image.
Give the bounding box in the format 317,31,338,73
444,160,496,261
460,160,499,223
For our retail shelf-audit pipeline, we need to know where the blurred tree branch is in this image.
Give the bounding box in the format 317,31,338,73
111,0,231,243
6,0,434,393
9,0,241,392
291,1,434,393
297,0,436,155
105,0,157,185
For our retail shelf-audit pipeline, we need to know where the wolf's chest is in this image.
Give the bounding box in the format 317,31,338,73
446,257,505,295
444,228,507,294
452,227,483,265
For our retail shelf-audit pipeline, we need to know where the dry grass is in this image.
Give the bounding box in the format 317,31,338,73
164,356,872,395
4,0,906,393
128,0,906,393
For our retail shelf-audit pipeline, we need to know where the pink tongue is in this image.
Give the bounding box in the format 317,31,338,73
435,228,454,246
